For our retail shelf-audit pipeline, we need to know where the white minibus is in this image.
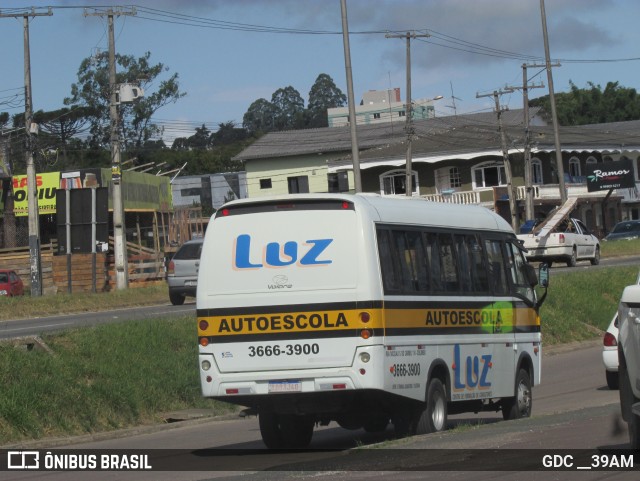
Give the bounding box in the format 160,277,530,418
197,194,545,448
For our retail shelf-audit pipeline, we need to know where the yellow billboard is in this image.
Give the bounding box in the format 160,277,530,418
12,172,60,217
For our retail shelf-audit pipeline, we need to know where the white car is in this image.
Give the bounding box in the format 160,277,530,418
618,284,640,449
602,313,619,390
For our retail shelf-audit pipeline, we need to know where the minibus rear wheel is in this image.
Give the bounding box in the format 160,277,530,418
415,378,447,434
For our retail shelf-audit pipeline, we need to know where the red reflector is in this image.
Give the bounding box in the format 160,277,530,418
360,311,370,323
199,320,209,331
359,369,366,375
226,388,239,394
603,332,617,347
206,376,212,383
333,384,346,390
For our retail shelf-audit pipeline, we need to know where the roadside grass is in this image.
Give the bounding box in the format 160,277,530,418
0,315,236,444
538,264,638,345
600,237,640,258
0,284,169,322
0,261,639,444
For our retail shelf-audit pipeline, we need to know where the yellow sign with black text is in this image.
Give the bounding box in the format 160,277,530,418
12,172,60,217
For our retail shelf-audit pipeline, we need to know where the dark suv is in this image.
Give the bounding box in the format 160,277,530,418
167,238,203,305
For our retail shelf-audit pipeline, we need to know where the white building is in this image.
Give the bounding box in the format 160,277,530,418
328,88,438,127
171,172,247,211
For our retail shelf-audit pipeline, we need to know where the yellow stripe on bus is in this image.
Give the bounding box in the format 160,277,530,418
384,306,539,330
198,309,383,337
198,304,539,337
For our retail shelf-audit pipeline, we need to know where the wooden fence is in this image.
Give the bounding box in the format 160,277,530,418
0,244,56,294
0,240,166,295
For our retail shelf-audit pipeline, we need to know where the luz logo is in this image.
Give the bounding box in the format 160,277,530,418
453,344,492,390
233,234,333,269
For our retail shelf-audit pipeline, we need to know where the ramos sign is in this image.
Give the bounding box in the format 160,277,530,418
585,158,636,192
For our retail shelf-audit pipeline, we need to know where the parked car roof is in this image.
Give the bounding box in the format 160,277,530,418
604,220,640,241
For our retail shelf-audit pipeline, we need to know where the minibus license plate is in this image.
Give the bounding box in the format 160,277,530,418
268,381,301,393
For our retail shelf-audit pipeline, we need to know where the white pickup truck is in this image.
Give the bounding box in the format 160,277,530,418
517,218,600,267
618,284,640,449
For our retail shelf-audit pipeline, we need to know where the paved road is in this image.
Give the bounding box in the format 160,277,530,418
3,341,632,481
0,301,195,340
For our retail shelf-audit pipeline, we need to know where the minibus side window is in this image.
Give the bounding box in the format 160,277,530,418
438,233,460,293
423,232,442,292
405,230,430,292
377,228,402,293
485,239,509,296
457,234,490,294
391,230,415,292
506,241,536,303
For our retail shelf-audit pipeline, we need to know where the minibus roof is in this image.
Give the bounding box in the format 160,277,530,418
219,193,513,233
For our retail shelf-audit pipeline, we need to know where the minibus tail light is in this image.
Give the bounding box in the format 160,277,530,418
200,337,209,347
360,329,372,340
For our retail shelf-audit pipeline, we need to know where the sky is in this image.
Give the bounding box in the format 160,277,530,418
1,0,640,145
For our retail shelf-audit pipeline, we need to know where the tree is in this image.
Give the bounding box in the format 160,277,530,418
190,124,212,150
271,86,305,130
530,81,640,126
243,98,277,135
64,51,185,150
32,107,92,163
241,74,347,132
307,74,346,128
211,121,249,145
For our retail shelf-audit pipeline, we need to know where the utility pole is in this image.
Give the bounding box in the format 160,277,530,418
476,90,519,231
85,7,136,290
540,0,567,203
1,7,53,296
340,0,361,193
386,31,430,197
505,65,545,221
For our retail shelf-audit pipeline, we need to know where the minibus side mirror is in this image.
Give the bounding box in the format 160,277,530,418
535,263,550,309
538,263,550,288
